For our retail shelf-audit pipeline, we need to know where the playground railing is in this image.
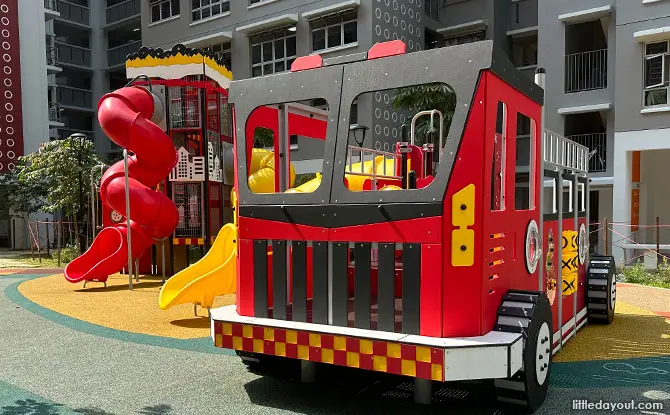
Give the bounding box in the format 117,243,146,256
543,130,589,173
346,145,401,190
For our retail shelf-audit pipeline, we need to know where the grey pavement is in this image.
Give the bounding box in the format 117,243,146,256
0,275,668,415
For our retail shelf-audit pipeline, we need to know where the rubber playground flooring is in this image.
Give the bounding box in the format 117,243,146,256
553,283,670,362
18,273,235,339
16,273,670,362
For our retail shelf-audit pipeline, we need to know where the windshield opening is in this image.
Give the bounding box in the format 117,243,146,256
246,99,330,195
341,82,456,192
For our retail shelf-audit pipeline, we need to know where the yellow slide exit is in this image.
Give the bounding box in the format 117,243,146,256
158,224,237,310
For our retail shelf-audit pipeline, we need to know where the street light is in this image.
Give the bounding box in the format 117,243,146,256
349,124,369,147
68,133,87,254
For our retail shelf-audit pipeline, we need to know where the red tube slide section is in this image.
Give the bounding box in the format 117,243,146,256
64,87,178,284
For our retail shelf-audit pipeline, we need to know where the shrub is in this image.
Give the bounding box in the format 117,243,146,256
59,242,80,264
621,261,648,284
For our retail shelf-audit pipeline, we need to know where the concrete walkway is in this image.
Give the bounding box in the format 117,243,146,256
1,273,669,414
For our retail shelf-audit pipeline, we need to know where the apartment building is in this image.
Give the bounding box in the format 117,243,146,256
44,0,142,160
139,0,670,262
610,0,670,264
0,0,142,249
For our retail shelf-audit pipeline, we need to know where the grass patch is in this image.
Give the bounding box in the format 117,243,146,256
619,260,670,289
0,253,63,269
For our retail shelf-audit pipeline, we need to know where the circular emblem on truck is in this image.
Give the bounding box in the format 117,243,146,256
525,220,540,274
578,223,587,265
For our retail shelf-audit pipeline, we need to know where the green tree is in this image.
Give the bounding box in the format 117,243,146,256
254,127,275,149
390,83,457,147
0,137,102,251
0,168,46,219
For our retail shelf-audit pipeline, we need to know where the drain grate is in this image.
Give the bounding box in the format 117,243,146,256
460,379,485,385
395,382,414,392
434,387,469,400
381,390,413,399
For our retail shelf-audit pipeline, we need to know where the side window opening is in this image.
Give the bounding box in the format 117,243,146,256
246,99,329,194
342,82,455,192
491,101,506,211
562,180,573,213
542,176,557,216
514,113,535,210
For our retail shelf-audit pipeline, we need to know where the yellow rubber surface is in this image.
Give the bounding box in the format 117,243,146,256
554,300,670,362
19,273,235,339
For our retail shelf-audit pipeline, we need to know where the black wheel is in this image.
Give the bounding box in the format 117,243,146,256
236,350,274,369
236,350,299,376
493,291,553,414
586,255,616,324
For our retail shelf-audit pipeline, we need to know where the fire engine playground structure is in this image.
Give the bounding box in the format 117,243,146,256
69,39,616,414
211,39,617,414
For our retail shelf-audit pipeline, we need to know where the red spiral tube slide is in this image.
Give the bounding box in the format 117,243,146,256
64,86,178,284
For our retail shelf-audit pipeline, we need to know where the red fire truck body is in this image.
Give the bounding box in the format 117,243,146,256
210,40,616,413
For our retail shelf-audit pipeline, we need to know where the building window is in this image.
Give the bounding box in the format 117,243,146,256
350,99,358,125
191,0,230,22
511,34,538,67
644,41,670,107
425,0,440,21
251,27,297,77
311,10,357,52
204,42,232,69
444,31,486,46
425,29,445,50
250,0,273,5
150,0,180,23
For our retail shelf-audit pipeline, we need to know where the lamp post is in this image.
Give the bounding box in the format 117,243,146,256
349,124,368,148
69,133,87,254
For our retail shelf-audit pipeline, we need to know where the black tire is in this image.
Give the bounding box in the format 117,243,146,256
493,291,553,414
236,350,274,370
586,255,616,324
236,350,298,376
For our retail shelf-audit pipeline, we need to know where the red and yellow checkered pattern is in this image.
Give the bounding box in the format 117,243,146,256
173,238,204,245
172,237,217,245
213,321,444,381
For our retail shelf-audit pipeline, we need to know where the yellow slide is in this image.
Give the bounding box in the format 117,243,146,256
158,224,237,310
248,148,296,193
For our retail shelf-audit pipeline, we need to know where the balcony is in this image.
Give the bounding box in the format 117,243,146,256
46,47,58,66
56,0,90,26
57,85,93,109
106,0,140,26
48,104,64,126
108,40,141,68
46,47,62,73
44,0,60,18
567,133,607,173
55,42,91,68
565,49,607,93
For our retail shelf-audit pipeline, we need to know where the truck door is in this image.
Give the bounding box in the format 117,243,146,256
481,72,542,332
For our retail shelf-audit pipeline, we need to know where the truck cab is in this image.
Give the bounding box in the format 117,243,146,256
211,40,616,414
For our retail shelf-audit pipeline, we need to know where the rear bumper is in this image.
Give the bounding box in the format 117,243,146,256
210,305,523,382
